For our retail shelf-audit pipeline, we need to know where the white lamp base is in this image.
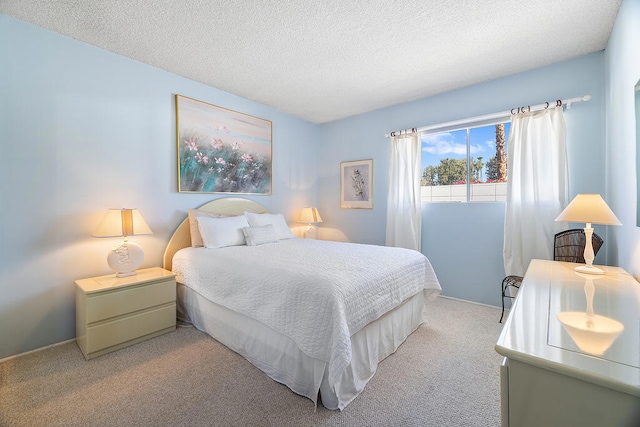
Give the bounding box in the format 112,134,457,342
303,224,318,239
577,225,603,275
115,271,138,278
107,240,144,277
575,264,604,275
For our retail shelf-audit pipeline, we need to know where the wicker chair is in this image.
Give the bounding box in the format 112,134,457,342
499,228,603,323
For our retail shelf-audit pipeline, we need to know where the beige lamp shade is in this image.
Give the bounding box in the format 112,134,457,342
92,208,153,237
297,207,323,224
555,194,621,225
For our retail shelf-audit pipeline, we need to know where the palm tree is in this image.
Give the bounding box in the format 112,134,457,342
495,124,506,181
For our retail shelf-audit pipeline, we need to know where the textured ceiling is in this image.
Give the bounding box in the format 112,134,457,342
0,0,622,123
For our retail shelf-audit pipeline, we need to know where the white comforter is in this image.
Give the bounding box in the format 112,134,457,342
173,238,441,387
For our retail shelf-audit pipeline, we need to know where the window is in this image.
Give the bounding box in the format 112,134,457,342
421,122,510,202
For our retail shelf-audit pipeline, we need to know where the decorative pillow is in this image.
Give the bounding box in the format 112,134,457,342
188,209,229,247
242,225,279,246
244,212,296,240
196,215,250,248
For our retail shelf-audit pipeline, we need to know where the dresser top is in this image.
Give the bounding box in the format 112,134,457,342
496,259,640,397
75,267,175,293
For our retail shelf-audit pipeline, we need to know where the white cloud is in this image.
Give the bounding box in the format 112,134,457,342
469,144,484,155
421,133,466,155
422,133,492,157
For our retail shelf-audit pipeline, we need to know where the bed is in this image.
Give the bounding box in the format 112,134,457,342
163,197,441,410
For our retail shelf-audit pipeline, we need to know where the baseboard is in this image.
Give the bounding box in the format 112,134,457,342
0,338,76,364
438,295,502,311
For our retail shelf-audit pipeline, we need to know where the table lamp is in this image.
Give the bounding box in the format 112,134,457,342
92,208,153,277
555,194,621,275
297,207,323,239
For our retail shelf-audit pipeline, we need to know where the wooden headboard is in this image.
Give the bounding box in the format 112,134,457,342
162,197,269,271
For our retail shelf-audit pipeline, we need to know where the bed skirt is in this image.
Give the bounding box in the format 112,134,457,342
177,283,427,410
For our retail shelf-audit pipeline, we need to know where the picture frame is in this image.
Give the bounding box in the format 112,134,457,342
175,94,272,194
340,159,373,209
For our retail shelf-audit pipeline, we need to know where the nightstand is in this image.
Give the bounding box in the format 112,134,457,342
75,267,176,360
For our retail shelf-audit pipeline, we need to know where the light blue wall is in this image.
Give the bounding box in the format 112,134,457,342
605,0,640,277
318,53,606,306
0,15,319,359
1,8,622,359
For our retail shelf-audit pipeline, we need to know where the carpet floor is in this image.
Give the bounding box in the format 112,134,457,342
0,296,505,426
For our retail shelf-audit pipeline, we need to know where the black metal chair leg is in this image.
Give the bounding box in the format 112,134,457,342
500,275,522,324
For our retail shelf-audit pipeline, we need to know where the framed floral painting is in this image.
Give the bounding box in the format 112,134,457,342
176,95,272,194
340,159,373,209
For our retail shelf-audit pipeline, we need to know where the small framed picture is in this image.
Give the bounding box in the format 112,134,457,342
340,159,373,209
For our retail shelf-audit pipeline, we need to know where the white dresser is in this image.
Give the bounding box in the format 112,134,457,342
496,259,640,427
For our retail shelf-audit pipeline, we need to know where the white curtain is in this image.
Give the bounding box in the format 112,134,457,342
386,133,422,251
504,107,569,276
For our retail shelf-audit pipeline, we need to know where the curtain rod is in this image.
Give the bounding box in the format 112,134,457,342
384,95,591,138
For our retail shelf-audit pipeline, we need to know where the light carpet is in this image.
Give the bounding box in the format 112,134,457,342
0,297,505,426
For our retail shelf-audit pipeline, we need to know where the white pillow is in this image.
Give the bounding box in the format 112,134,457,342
242,225,279,246
196,215,250,248
244,212,296,240
188,208,228,247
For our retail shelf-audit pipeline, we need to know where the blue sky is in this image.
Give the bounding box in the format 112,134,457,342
421,122,511,176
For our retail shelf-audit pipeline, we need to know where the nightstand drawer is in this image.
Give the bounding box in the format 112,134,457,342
76,268,177,359
85,303,175,354
86,279,175,323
